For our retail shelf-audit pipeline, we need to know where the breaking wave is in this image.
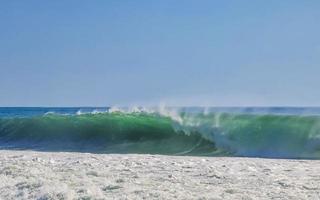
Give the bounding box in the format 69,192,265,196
0,107,320,158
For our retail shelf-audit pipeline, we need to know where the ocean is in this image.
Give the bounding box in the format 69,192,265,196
0,107,320,159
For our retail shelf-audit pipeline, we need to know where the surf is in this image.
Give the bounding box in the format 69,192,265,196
0,108,319,158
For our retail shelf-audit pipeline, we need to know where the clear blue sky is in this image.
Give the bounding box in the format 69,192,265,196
0,0,319,106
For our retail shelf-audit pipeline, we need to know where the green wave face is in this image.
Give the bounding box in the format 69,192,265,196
188,114,320,158
0,112,320,158
0,113,216,156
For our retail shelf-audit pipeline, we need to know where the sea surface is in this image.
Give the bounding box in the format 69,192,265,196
0,107,320,159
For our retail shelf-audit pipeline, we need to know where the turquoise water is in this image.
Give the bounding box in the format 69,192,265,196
0,107,320,158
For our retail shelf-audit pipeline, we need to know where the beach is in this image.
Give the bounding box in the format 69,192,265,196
0,150,319,200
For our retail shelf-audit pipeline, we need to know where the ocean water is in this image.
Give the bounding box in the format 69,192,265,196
0,107,320,159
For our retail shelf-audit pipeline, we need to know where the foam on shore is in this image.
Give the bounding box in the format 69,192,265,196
0,150,319,199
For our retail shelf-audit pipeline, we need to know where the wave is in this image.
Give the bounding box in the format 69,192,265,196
0,109,320,158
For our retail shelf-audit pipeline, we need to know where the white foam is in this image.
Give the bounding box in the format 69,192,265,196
1,150,319,199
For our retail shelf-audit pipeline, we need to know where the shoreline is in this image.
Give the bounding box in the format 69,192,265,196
0,150,319,199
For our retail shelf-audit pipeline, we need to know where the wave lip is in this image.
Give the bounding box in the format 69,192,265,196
0,109,320,159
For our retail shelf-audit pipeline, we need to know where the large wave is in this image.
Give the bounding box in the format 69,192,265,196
0,107,320,158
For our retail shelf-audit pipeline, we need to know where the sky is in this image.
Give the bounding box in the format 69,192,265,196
0,0,319,107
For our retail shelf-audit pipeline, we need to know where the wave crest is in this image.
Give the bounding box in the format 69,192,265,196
0,109,320,158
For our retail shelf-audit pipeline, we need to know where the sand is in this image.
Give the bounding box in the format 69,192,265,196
0,150,319,200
